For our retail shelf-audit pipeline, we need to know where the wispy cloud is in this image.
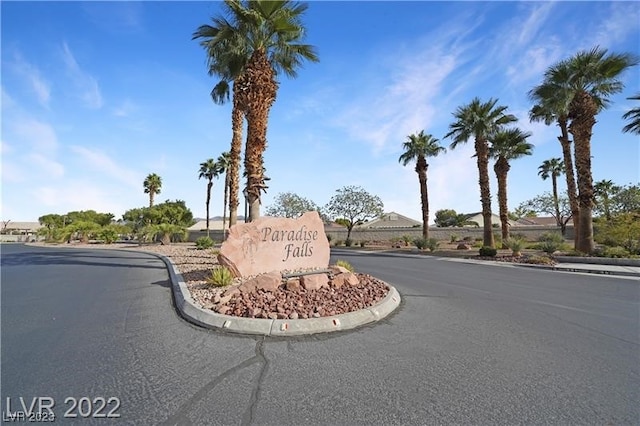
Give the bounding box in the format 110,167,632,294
112,99,137,117
588,2,640,50
7,52,51,108
70,145,139,189
27,153,65,178
81,2,144,34
11,117,58,152
60,42,103,109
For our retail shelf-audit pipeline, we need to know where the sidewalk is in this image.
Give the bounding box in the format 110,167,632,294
518,261,640,278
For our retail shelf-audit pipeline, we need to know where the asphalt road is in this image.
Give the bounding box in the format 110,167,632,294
1,244,638,425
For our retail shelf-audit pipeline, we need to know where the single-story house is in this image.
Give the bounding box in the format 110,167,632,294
462,212,518,228
356,212,421,229
0,221,42,235
516,217,573,226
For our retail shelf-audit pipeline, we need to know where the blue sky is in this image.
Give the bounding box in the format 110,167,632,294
2,1,639,223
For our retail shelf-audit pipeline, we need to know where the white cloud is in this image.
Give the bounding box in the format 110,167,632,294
7,52,51,108
70,146,139,189
112,99,137,117
588,2,640,50
11,117,58,152
61,42,103,109
26,153,65,178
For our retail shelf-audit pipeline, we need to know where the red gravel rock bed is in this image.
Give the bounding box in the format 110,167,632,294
212,273,389,319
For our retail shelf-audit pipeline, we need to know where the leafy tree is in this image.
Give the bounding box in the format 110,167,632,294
535,47,638,253
594,179,621,220
622,93,640,135
67,221,101,243
610,184,640,215
140,223,187,246
489,128,533,246
324,186,383,241
509,206,537,221
38,214,66,230
65,210,114,227
434,209,477,227
193,0,318,222
122,200,195,237
538,158,565,231
143,173,162,207
398,130,446,240
198,158,220,236
518,192,573,235
265,192,319,218
445,97,517,248
594,212,640,254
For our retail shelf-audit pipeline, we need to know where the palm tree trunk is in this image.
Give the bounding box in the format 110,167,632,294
205,181,212,237
475,138,495,248
494,159,510,248
569,91,597,254
243,50,277,222
222,172,229,239
228,84,244,227
551,175,561,232
558,118,580,247
416,157,429,240
149,193,154,208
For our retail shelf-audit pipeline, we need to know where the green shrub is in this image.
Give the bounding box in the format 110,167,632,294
207,266,234,287
334,240,343,247
345,238,353,247
413,238,426,250
359,240,368,248
335,260,354,272
539,240,562,254
401,235,413,246
597,246,631,258
594,213,640,255
479,246,497,257
493,233,502,245
505,237,526,256
98,227,119,244
475,237,483,242
326,234,333,243
472,241,483,248
463,236,473,242
426,238,439,252
450,234,459,243
538,231,564,244
523,255,555,265
195,236,215,250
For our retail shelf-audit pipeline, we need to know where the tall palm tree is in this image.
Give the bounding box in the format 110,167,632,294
489,128,533,246
398,131,446,241
622,93,640,135
538,158,565,231
594,179,620,221
529,77,580,249
198,158,220,236
143,173,162,208
194,0,318,222
555,47,638,253
445,97,517,248
216,151,232,235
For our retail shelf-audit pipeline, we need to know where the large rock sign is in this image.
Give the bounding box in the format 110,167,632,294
218,211,330,277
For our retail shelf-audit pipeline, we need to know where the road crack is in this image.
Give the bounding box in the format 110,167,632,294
160,339,265,426
242,337,269,426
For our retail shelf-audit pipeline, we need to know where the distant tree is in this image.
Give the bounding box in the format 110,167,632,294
324,186,384,241
198,158,220,236
398,130,446,240
518,192,573,235
509,206,537,221
216,152,232,234
622,93,640,135
143,173,162,207
65,210,114,227
434,209,476,227
538,158,565,231
265,192,320,218
38,214,65,229
333,218,351,228
594,179,621,220
445,97,517,248
122,200,195,238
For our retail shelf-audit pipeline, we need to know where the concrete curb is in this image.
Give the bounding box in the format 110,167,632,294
554,256,640,267
154,253,402,336
512,262,640,278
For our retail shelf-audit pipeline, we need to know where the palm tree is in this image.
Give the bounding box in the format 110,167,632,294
538,158,565,231
489,128,533,247
622,93,640,135
143,173,162,208
594,179,620,221
529,77,580,249
198,158,220,236
555,47,638,253
194,0,318,222
445,97,517,248
216,151,232,235
398,131,446,241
